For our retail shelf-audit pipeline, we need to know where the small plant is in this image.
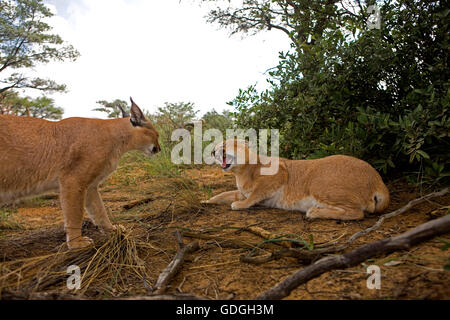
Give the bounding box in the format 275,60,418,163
0,209,23,230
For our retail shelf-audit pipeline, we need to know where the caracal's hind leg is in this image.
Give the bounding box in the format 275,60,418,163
202,190,244,205
85,185,115,232
306,205,364,221
60,178,93,249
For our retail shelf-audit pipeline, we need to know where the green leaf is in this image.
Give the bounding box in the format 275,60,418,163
416,150,430,159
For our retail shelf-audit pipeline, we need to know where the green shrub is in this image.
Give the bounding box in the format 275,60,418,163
231,0,449,184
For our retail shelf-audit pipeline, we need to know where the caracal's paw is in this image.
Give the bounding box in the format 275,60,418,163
112,224,127,233
305,208,320,220
68,236,94,250
100,223,126,233
231,201,249,211
201,200,210,204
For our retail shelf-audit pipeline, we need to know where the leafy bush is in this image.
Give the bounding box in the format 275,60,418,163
230,0,449,182
202,109,234,133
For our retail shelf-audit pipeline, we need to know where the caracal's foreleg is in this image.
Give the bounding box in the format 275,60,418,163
306,206,364,221
85,185,115,232
231,181,282,211
60,177,93,249
202,190,245,205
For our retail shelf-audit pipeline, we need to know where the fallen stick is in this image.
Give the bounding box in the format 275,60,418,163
241,248,322,265
246,188,450,266
336,187,449,251
153,232,200,295
256,213,450,300
0,290,206,300
243,226,293,248
0,291,84,300
182,231,258,249
123,197,157,210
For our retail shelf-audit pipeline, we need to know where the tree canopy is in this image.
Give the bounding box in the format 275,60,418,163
93,99,129,119
0,90,63,119
203,0,449,182
0,0,79,94
202,109,234,133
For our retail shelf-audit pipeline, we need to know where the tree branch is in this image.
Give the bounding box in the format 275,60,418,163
152,232,200,295
242,188,449,266
256,213,450,300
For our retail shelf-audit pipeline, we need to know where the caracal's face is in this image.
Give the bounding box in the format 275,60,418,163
213,140,249,172
134,122,161,157
128,98,161,157
141,125,161,157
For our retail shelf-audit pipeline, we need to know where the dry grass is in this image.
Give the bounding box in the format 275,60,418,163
0,227,148,298
1,152,449,300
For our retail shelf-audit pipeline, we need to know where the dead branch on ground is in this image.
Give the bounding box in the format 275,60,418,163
182,231,258,249
256,214,450,300
1,290,206,300
243,226,293,248
240,247,322,265
152,231,200,295
335,187,449,251
243,188,449,265
123,197,157,210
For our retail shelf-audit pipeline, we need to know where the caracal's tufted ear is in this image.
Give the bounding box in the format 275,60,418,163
130,97,145,127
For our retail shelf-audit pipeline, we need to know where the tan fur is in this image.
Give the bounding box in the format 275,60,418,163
0,99,160,248
204,139,389,220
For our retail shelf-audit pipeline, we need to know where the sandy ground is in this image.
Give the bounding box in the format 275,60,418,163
0,165,449,300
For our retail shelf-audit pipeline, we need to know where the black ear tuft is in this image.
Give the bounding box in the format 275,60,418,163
118,105,130,118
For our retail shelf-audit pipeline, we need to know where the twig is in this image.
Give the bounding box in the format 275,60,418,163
243,226,293,248
142,273,153,294
122,197,157,210
175,231,184,249
256,214,450,300
245,188,450,266
339,187,449,250
177,276,187,293
188,260,240,270
182,231,259,249
1,291,84,300
153,234,200,295
241,248,322,265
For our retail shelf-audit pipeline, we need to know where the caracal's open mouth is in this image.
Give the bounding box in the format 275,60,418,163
221,154,231,170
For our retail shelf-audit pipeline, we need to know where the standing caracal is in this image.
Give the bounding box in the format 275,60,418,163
0,98,160,249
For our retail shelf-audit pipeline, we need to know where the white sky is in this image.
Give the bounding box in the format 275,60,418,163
21,0,291,119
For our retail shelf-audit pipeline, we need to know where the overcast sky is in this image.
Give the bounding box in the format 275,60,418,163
26,0,291,119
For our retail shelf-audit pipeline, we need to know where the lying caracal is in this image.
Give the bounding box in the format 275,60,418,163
0,98,160,249
204,139,389,220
